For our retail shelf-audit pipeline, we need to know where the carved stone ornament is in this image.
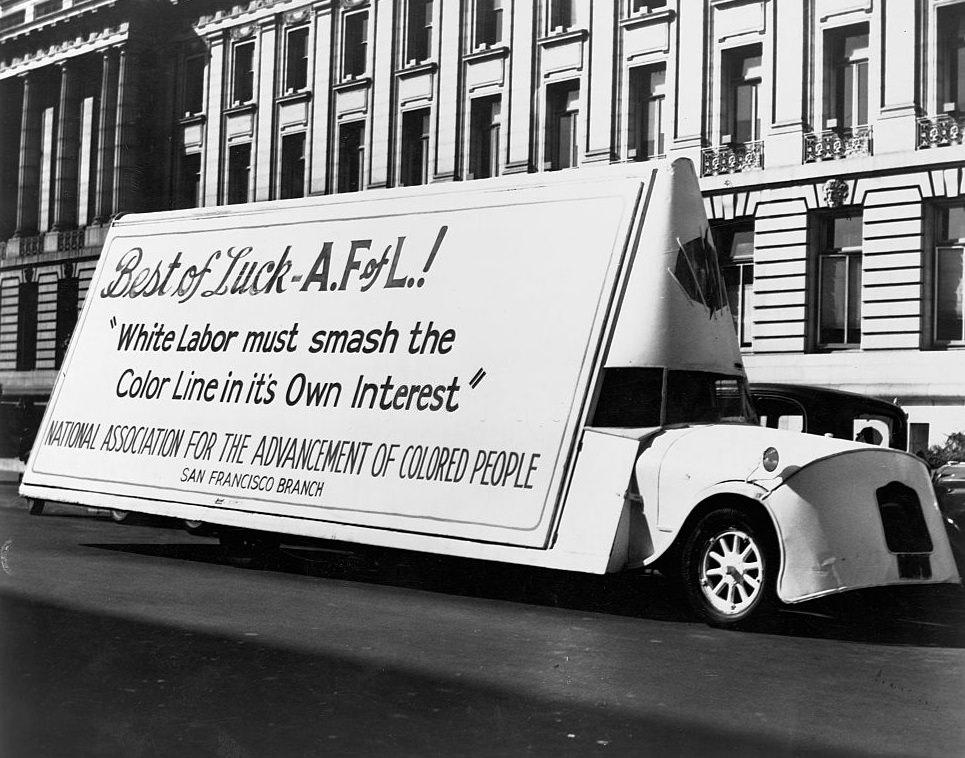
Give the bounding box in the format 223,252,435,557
822,178,849,208
284,8,311,26
230,24,256,41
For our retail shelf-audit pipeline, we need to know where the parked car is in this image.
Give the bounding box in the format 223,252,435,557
932,462,965,568
749,383,907,450
749,383,964,572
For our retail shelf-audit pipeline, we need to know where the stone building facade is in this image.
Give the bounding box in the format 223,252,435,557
0,0,963,450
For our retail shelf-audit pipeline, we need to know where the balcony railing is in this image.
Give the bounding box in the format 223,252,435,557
56,229,85,252
18,235,43,256
917,113,965,149
803,125,873,163
701,140,764,176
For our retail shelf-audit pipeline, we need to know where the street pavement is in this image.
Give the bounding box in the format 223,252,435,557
1,488,964,758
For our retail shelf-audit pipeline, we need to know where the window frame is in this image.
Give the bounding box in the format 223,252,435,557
181,54,206,117
230,38,256,106
544,80,580,171
16,278,38,372
283,25,310,94
403,0,433,66
279,131,307,200
713,220,755,349
628,0,667,15
176,151,202,210
341,9,369,80
400,108,431,186
548,0,575,33
938,3,965,113
932,203,965,346
720,42,764,145
825,24,869,130
226,142,253,205
337,120,366,193
627,63,666,161
55,273,79,370
472,0,503,50
815,212,864,350
468,95,501,180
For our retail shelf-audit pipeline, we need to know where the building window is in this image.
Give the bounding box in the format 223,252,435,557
226,143,252,204
910,422,930,455
342,11,368,79
284,27,309,93
628,64,665,160
722,45,762,144
549,0,574,32
826,25,868,129
231,40,255,105
55,274,78,370
545,81,580,171
629,0,666,14
817,214,863,348
16,279,38,372
468,96,500,179
337,121,365,193
279,133,306,200
177,153,202,209
182,55,205,117
713,221,755,348
400,109,430,186
939,4,965,113
934,204,965,344
473,0,503,48
405,0,433,65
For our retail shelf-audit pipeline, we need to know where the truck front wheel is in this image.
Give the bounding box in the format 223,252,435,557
681,508,776,629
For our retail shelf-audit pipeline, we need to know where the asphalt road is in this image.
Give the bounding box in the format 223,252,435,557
1,489,964,758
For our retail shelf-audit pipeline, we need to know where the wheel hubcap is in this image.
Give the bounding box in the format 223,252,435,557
699,529,763,616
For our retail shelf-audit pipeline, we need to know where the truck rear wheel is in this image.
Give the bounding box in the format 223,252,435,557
681,508,776,629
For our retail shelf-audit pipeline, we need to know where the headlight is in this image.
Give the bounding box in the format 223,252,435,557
762,447,780,473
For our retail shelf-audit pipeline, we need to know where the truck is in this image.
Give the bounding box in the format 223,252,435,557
20,158,959,628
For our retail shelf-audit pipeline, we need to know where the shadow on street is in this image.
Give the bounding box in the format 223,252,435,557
82,520,965,649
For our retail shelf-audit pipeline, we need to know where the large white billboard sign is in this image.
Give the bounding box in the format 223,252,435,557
28,184,641,547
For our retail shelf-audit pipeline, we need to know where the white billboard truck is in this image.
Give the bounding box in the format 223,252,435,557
20,159,959,628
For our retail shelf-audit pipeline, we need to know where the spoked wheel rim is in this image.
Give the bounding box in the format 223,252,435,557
698,528,764,617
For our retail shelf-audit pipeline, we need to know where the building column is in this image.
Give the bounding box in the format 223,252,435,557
309,5,333,194
368,0,395,189
15,74,41,237
113,46,139,214
504,2,535,174
94,49,118,222
585,1,616,164
204,34,225,206
254,19,277,201
765,1,806,167
876,0,918,153
53,61,81,230
669,1,705,166
433,0,460,181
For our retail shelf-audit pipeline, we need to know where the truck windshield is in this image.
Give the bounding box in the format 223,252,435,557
591,368,756,428
665,370,756,426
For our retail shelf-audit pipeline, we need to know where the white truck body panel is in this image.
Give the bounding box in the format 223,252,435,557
20,159,960,603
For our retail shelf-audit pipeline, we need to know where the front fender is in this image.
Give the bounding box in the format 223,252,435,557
765,448,959,603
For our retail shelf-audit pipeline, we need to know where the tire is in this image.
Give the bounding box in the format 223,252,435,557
28,499,45,516
681,508,777,629
183,520,208,536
